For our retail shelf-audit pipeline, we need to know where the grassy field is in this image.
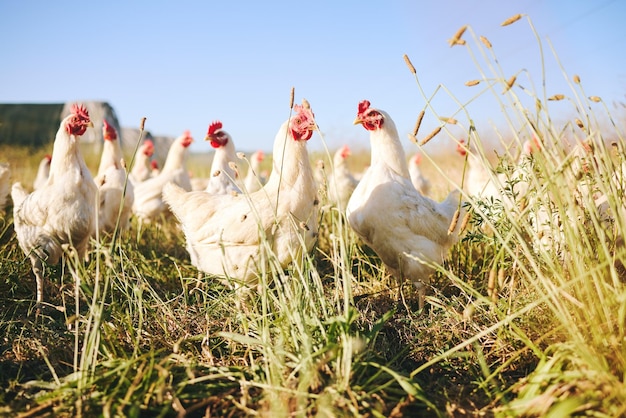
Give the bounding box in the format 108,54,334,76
2,14,626,417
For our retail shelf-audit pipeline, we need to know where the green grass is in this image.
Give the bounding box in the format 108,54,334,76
2,13,626,417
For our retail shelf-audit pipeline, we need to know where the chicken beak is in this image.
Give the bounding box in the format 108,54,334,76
87,121,94,128
353,117,363,126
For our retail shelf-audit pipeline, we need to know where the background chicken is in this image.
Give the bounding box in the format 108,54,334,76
204,121,241,195
457,139,501,201
408,152,431,196
94,119,134,233
32,155,51,191
327,145,359,210
150,159,160,178
11,104,97,307
243,150,266,193
162,102,319,286
0,162,11,213
346,100,465,308
129,139,155,184
132,131,193,222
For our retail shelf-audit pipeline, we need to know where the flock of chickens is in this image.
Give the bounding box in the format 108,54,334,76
0,99,464,311
2,98,617,312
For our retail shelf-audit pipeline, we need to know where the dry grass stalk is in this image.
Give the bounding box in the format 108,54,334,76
413,110,425,137
501,14,523,27
573,74,581,84
419,126,442,146
403,54,416,75
448,209,460,235
488,267,497,300
448,25,468,47
589,96,601,103
548,94,565,101
479,36,492,49
465,80,481,86
502,75,517,93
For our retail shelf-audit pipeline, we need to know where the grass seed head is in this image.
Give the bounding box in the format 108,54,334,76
589,96,601,103
289,87,295,108
548,94,565,101
448,209,460,235
413,110,425,137
439,117,458,125
140,117,146,130
419,126,442,146
403,54,416,75
573,74,581,84
465,80,481,86
448,25,468,47
575,118,585,129
498,267,505,288
480,35,493,49
460,210,471,233
502,75,517,93
501,14,523,26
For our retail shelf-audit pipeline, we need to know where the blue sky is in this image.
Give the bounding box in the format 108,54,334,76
1,0,625,155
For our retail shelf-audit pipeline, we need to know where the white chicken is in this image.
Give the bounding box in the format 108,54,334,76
94,119,134,233
457,139,500,201
327,145,359,210
0,162,11,213
346,100,465,308
204,121,241,195
129,139,155,184
33,155,51,191
150,159,160,178
189,171,209,192
408,152,431,196
11,104,97,306
132,131,193,222
243,150,266,193
162,102,319,285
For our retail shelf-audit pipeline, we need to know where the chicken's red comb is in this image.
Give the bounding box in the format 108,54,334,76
341,145,351,158
456,139,467,156
45,154,52,161
207,121,223,135
151,160,159,169
70,103,90,119
414,153,422,164
256,150,265,161
293,104,315,121
358,100,371,115
103,119,116,133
